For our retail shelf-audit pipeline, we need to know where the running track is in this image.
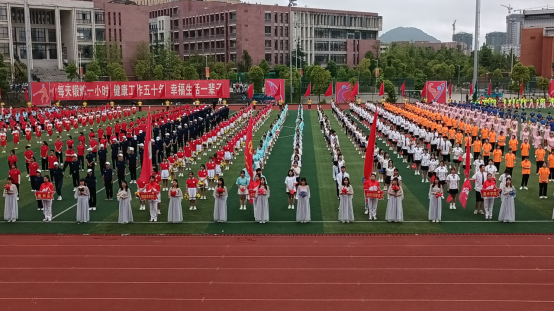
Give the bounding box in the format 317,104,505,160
1,234,554,310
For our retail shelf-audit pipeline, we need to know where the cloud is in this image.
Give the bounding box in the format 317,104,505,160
253,0,550,43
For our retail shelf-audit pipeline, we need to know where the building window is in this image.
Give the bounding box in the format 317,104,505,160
280,26,283,36
31,28,46,42
274,40,278,49
109,28,112,41
18,45,26,59
47,29,56,42
274,26,277,36
285,13,288,23
264,13,271,21
119,29,122,41
265,26,271,34
48,45,57,59
95,12,104,24
274,53,278,64
285,27,288,36
279,54,283,64
0,43,8,58
78,45,93,59
280,40,283,50
32,44,46,59
95,28,105,41
265,53,271,62
265,40,271,48
77,28,92,41
285,40,288,50
108,12,110,25
0,7,6,20
330,54,346,64
330,41,346,51
280,13,283,23
0,26,7,39
230,53,236,62
118,12,121,26
76,10,91,24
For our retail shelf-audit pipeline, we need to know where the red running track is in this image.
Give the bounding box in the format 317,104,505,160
1,234,554,310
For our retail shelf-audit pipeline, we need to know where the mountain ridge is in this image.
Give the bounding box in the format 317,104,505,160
379,27,440,44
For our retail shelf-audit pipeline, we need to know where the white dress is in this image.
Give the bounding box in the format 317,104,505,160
213,186,228,222
3,184,18,222
167,188,183,223
385,187,404,222
428,185,442,221
74,187,90,223
338,185,354,222
296,185,311,223
254,186,270,223
117,189,134,224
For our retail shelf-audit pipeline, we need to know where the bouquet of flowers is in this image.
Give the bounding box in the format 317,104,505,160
3,184,11,191
240,186,246,192
341,188,349,195
196,193,201,199
198,181,205,187
508,190,517,197
435,192,443,199
170,189,177,197
214,174,219,181
299,191,308,198
258,188,267,195
392,185,400,192
216,187,225,194
184,193,189,200
78,186,86,193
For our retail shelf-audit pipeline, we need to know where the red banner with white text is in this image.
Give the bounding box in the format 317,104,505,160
50,80,230,102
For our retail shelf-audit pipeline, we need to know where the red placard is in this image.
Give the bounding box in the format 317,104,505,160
50,80,230,102
138,191,159,200
248,189,257,198
481,189,500,198
336,82,355,103
425,81,448,104
31,82,52,106
364,190,384,200
35,191,54,200
265,79,284,101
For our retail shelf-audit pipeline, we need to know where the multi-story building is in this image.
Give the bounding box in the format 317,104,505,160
520,9,554,77
506,13,524,46
148,1,382,67
452,32,473,51
500,44,520,57
485,31,506,53
1,0,148,80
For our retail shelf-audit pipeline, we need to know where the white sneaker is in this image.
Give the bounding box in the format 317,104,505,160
364,210,369,215
519,187,523,190
26,174,29,178
421,179,424,182
73,188,77,191
57,196,62,201
157,209,161,215
524,187,528,190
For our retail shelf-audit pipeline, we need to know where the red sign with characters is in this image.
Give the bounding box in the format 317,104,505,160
31,82,52,106
481,188,501,198
45,80,230,102
138,191,159,201
364,190,384,200
35,191,54,200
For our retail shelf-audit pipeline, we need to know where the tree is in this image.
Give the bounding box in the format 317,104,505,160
537,76,550,97
65,62,78,81
0,54,9,94
337,67,349,81
383,79,397,103
209,62,226,79
93,42,107,76
291,44,306,67
528,65,536,78
492,68,503,81
309,65,331,102
107,63,128,81
240,50,253,72
153,64,164,80
134,61,149,81
133,42,153,80
364,51,374,60
258,59,270,77
249,66,265,93
510,62,531,87
226,70,237,81
384,66,396,79
326,60,338,78
84,60,101,82
225,60,236,73
358,58,372,72
182,65,199,80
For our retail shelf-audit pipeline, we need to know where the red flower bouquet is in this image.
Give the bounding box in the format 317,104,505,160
240,187,246,192
290,189,295,195
170,190,177,197
216,187,225,194
258,188,267,195
392,185,400,192
341,188,349,195
3,184,10,191
435,192,443,198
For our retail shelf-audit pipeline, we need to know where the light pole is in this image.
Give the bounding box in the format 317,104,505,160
288,0,297,104
472,0,480,101
374,59,379,102
24,0,33,95
205,55,208,80
456,65,461,102
78,51,82,82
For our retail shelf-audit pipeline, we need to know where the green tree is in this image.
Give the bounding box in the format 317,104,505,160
364,51,374,60
0,54,10,95
107,63,128,81
84,60,101,82
348,77,358,88
326,60,338,78
337,67,349,81
309,65,331,102
226,70,237,81
492,68,503,81
65,62,78,81
93,41,107,76
358,58,372,72
248,65,265,93
528,65,536,78
383,79,397,103
384,66,396,79
225,60,236,73
238,50,253,72
133,42,153,80
537,76,550,97
153,64,164,80
210,62,226,79
510,62,531,89
182,65,199,80
134,61,149,81
258,59,270,77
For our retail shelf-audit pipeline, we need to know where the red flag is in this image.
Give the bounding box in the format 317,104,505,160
458,179,472,209
191,84,197,100
488,81,492,97
244,116,254,179
464,138,471,178
421,82,428,97
520,80,524,95
549,79,554,97
216,85,224,98
138,108,153,185
378,82,385,97
247,84,254,100
324,83,333,97
25,87,28,102
448,81,452,98
469,82,473,98
364,109,379,180
446,195,453,203
304,82,311,98
401,82,405,98
351,82,359,97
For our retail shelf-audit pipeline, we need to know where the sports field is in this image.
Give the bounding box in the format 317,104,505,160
2,107,554,234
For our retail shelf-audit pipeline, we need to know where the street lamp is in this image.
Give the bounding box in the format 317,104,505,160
288,0,297,104
78,50,82,82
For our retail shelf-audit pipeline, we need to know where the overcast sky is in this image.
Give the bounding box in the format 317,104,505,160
252,0,551,43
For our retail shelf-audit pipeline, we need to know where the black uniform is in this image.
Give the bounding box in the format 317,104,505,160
128,153,137,182
102,167,114,200
116,160,126,189
84,174,97,208
52,167,63,197
69,160,80,188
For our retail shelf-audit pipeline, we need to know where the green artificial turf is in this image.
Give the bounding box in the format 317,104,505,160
1,108,554,234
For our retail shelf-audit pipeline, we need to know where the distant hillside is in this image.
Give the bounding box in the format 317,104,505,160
379,27,440,44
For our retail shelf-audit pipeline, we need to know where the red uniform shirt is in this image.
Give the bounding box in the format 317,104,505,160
77,144,85,156
186,178,198,188
8,168,21,184
7,155,18,167
29,162,39,176
197,170,207,178
160,163,170,170
40,145,49,158
206,162,216,170
48,155,57,169
54,141,63,153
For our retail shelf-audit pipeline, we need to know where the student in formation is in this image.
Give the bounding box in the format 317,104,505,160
445,167,460,209
338,177,354,223
186,172,198,210
520,157,531,190
236,170,250,210
197,164,208,200
498,177,516,223
146,175,161,222
40,175,55,222
428,178,443,223
213,178,228,223
535,144,546,174
364,173,381,220
160,157,170,191
538,162,550,199
3,177,18,222
117,180,133,224
482,173,498,220
285,169,297,210
296,177,311,223
167,179,183,223
74,179,90,224
254,177,270,224
386,177,404,223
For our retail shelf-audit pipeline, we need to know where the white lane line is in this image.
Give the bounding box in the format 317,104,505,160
15,220,554,224
52,166,141,219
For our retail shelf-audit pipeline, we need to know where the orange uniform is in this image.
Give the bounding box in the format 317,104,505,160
473,140,482,153
482,143,492,157
493,149,503,163
497,134,506,147
509,139,518,152
539,167,550,183
505,153,515,168
521,143,530,157
489,131,497,144
521,159,531,175
549,154,554,169
536,148,546,162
